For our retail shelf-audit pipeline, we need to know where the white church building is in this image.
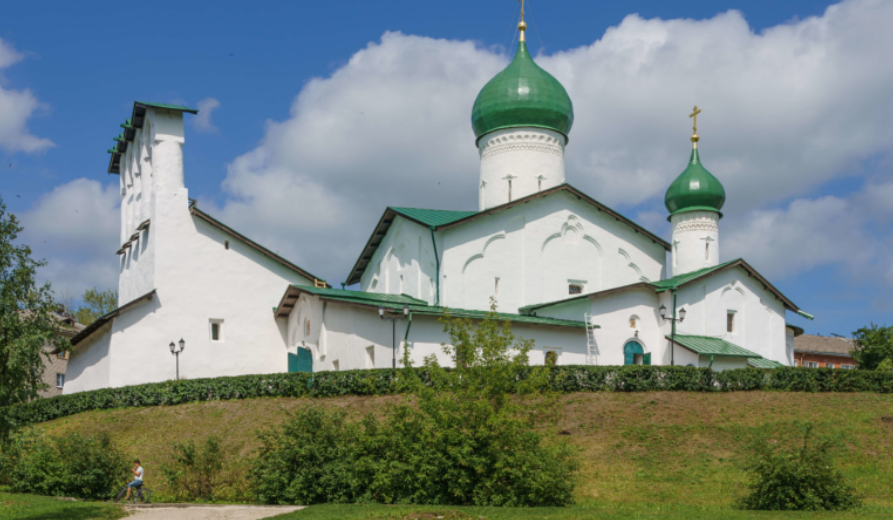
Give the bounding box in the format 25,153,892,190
65,19,812,393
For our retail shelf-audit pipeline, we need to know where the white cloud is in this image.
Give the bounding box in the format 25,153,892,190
193,97,221,132
0,37,54,153
19,179,120,297
208,0,893,287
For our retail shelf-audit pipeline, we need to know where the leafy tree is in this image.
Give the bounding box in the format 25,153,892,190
251,299,579,506
73,288,118,326
1,428,127,499
161,435,245,502
851,323,893,370
0,196,67,436
738,421,861,511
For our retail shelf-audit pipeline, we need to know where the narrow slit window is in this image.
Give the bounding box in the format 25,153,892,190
56,373,65,388
210,319,224,342
630,317,637,329
507,179,513,202
495,277,500,295
726,312,735,333
225,240,229,250
705,242,709,260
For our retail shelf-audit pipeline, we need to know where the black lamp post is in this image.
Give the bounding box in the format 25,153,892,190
659,301,686,366
169,338,185,380
379,304,410,368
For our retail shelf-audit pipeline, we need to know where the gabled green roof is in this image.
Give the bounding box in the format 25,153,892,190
748,358,786,369
649,259,739,291
668,335,761,358
346,184,671,286
390,207,478,228
275,286,588,329
471,41,573,143
521,259,808,317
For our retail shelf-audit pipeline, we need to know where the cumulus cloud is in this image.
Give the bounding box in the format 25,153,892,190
19,179,120,297
205,0,893,287
193,97,221,132
0,37,54,153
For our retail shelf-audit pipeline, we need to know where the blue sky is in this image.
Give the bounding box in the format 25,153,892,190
1,0,890,337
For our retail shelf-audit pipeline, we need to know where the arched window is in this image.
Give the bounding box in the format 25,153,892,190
304,318,311,337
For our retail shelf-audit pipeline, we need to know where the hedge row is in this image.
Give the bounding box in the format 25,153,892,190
3,366,892,428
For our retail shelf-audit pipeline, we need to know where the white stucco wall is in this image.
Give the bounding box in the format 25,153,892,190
66,106,316,393
439,191,667,313
477,127,566,211
359,216,438,305
670,210,720,276
283,297,589,371
65,322,114,394
674,266,789,366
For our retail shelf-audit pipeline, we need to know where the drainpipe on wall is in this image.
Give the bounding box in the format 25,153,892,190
671,289,678,366
402,311,414,367
429,228,440,306
708,354,714,370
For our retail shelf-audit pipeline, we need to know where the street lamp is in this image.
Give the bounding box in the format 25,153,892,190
659,302,686,366
379,304,410,368
170,338,185,380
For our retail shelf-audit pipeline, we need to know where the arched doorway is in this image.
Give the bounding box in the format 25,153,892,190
288,347,313,373
623,341,650,365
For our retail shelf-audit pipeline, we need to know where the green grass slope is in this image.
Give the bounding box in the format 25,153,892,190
36,392,893,511
0,492,124,520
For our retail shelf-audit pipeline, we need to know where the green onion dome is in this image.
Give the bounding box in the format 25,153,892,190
665,146,726,218
471,41,574,144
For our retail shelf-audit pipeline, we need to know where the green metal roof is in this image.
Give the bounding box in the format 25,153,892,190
471,41,573,143
390,207,478,228
290,285,425,305
665,146,726,218
649,259,739,291
346,184,672,287
668,335,761,358
279,285,587,329
748,357,786,369
135,101,199,114
786,323,805,336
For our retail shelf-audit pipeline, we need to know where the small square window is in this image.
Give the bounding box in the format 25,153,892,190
826,363,835,369
569,284,583,295
545,351,558,367
56,351,68,360
210,319,224,342
805,361,818,368
56,373,65,388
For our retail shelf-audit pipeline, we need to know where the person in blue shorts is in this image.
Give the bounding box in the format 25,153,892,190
124,459,144,500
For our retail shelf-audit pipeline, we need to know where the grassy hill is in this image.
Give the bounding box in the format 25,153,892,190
34,391,893,512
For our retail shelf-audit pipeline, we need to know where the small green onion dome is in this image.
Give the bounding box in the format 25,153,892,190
665,146,726,218
471,41,574,144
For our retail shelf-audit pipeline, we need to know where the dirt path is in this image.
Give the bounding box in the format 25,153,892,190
125,505,304,519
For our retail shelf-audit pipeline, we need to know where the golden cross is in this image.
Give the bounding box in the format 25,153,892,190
689,105,702,135
518,0,525,23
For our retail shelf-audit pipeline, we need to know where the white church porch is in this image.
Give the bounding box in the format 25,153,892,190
275,285,593,371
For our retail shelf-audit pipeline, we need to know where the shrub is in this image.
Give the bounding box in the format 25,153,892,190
2,365,892,430
738,422,862,511
160,435,244,502
1,429,127,499
251,301,579,507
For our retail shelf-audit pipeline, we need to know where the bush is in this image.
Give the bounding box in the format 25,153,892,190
738,422,862,511
251,301,579,507
2,365,892,430
160,435,245,502
0,429,127,499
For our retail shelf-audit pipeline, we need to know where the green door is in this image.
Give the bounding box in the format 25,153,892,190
297,347,313,373
624,341,644,365
288,348,313,373
643,353,652,366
